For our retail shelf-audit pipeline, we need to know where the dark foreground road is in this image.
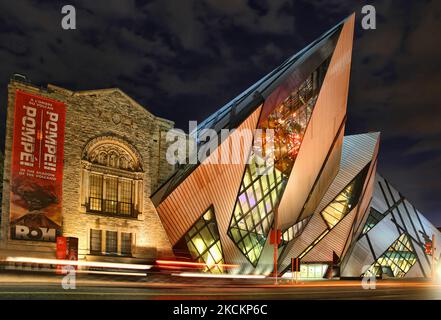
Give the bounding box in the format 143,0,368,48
0,273,440,299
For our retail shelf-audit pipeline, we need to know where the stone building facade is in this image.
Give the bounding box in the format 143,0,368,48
0,78,176,262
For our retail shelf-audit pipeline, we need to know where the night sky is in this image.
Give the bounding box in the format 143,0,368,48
0,1,440,225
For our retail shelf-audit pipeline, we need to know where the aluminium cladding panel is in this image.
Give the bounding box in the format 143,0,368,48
340,236,375,277
258,21,343,124
278,209,329,272
394,201,421,242
340,215,399,277
370,182,390,214
342,175,441,278
312,133,379,220
155,107,262,269
405,263,425,278
349,151,379,243
337,154,377,261
294,125,345,228
341,205,439,278
364,212,401,259
369,174,440,276
302,207,357,263
191,14,345,151
341,153,376,259
277,15,355,230
375,175,423,244
254,238,276,275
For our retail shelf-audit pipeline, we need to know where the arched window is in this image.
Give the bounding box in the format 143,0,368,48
80,136,144,218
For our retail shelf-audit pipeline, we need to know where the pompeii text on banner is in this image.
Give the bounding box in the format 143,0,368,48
9,90,66,242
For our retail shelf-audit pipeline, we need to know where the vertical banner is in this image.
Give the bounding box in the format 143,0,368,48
10,90,66,242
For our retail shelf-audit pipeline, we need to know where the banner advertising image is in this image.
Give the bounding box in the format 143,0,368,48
9,90,66,242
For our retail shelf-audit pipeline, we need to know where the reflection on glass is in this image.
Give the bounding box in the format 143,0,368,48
363,233,417,278
362,207,386,235
296,167,369,260
228,63,329,266
181,207,224,273
321,168,367,229
281,215,312,245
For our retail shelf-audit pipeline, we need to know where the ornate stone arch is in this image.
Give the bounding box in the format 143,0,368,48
80,134,145,220
82,135,143,172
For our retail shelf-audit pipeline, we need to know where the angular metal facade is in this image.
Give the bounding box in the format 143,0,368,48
341,174,441,278
151,14,440,278
279,132,379,273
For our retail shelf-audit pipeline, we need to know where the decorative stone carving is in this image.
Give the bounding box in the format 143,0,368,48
82,135,143,172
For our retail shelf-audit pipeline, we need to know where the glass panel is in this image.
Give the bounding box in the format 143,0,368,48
321,166,368,229
121,232,132,256
103,177,117,214
363,233,417,278
120,180,132,203
105,231,118,255
90,229,102,254
105,177,118,201
119,179,133,215
227,59,331,266
281,215,312,245
89,174,103,211
179,207,225,273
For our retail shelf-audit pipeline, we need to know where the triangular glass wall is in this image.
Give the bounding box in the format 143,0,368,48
281,215,312,246
151,19,345,206
295,165,369,261
362,207,386,235
173,207,225,273
227,57,333,266
363,233,417,278
320,166,368,229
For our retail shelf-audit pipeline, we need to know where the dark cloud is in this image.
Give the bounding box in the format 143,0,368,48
0,0,440,224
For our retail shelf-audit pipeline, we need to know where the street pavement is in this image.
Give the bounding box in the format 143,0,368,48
0,271,440,299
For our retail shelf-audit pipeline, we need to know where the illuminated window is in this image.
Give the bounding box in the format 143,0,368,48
90,230,134,256
121,233,132,256
119,180,133,215
363,233,417,278
228,61,330,266
90,229,102,254
321,166,368,229
296,167,369,260
82,137,142,218
281,216,312,245
104,177,118,214
300,264,328,279
89,174,103,211
362,207,386,235
105,231,118,255
88,174,134,217
174,207,225,273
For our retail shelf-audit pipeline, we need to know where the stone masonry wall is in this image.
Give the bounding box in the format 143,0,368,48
1,80,175,260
